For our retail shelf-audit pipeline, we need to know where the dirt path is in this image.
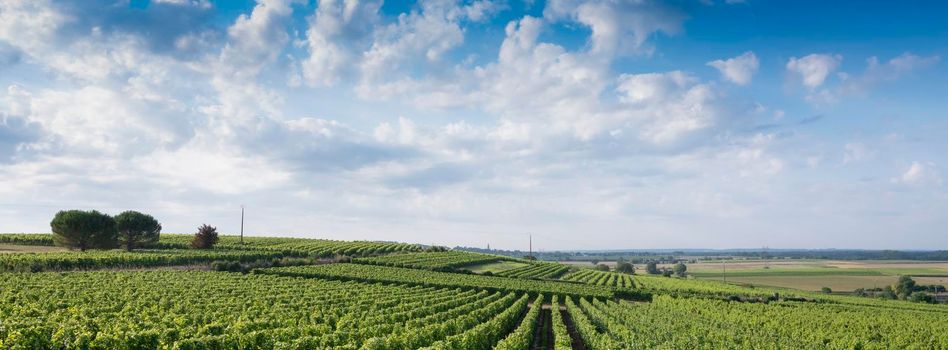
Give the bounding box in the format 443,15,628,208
560,306,588,350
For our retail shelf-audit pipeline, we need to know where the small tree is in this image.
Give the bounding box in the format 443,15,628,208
114,211,161,251
616,262,635,274
191,224,219,249
674,262,687,277
50,210,117,251
894,275,916,299
595,264,610,272
821,287,832,294
646,261,660,274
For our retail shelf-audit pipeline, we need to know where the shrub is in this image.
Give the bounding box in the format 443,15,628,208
191,224,219,249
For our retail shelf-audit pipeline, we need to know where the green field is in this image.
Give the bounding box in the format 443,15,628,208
466,260,530,273
1,233,947,349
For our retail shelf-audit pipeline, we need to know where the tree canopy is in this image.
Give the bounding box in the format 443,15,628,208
50,210,117,251
114,211,161,251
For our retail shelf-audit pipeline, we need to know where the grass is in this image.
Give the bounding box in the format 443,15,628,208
466,260,529,274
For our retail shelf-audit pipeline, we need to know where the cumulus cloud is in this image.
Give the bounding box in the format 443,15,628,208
893,162,942,187
544,0,684,56
1,1,945,249
707,51,758,85
786,53,842,89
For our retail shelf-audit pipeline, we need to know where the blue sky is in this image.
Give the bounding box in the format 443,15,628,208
1,0,946,250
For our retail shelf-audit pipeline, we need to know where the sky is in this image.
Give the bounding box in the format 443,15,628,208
0,0,946,250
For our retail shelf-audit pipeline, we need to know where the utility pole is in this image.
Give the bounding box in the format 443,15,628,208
240,205,245,245
529,234,532,256
723,259,727,283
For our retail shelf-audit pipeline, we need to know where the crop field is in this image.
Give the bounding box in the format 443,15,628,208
466,260,530,274
495,262,570,279
561,269,635,289
259,263,619,299
354,251,507,270
688,259,948,291
1,233,946,349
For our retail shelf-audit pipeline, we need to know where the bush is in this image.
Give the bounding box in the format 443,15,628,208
821,287,832,294
50,210,117,251
191,224,219,249
595,264,610,272
646,261,659,274
616,262,635,274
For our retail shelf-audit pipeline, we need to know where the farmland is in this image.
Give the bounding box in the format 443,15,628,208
0,232,946,349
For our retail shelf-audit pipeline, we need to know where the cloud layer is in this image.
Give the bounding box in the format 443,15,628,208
0,0,946,249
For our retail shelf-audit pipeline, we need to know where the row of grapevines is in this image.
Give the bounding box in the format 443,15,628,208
570,295,948,349
550,295,572,350
561,269,634,289
354,251,503,270
258,263,616,299
0,233,54,246
0,270,535,349
420,294,530,349
493,295,545,349
0,233,423,258
0,249,286,272
496,263,569,279
563,296,620,350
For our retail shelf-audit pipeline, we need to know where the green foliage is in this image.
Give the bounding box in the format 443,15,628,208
260,263,617,299
615,262,634,274
562,269,635,289
594,264,610,272
190,224,219,249
493,295,544,349
496,262,569,279
114,211,161,251
354,251,508,271
821,286,832,294
674,262,687,277
0,271,531,349
645,261,659,274
0,249,285,272
550,296,572,350
566,295,948,349
0,233,54,246
894,275,916,299
50,210,117,251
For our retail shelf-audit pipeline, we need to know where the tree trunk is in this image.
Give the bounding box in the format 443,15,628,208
126,233,133,251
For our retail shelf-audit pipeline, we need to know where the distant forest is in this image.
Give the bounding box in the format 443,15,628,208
455,247,948,262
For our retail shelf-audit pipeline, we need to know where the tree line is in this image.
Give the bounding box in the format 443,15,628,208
50,209,220,251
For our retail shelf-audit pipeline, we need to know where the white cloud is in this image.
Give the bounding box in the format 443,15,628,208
893,162,942,187
544,0,684,56
616,71,723,145
707,51,758,85
786,53,842,89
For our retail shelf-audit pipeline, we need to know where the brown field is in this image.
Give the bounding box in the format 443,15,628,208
0,244,68,253
701,275,900,292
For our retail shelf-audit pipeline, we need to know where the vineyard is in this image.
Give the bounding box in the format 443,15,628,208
561,269,635,289
258,263,618,299
0,249,285,272
1,233,423,258
354,251,507,271
0,271,534,349
1,232,947,349
495,262,570,279
566,295,948,349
